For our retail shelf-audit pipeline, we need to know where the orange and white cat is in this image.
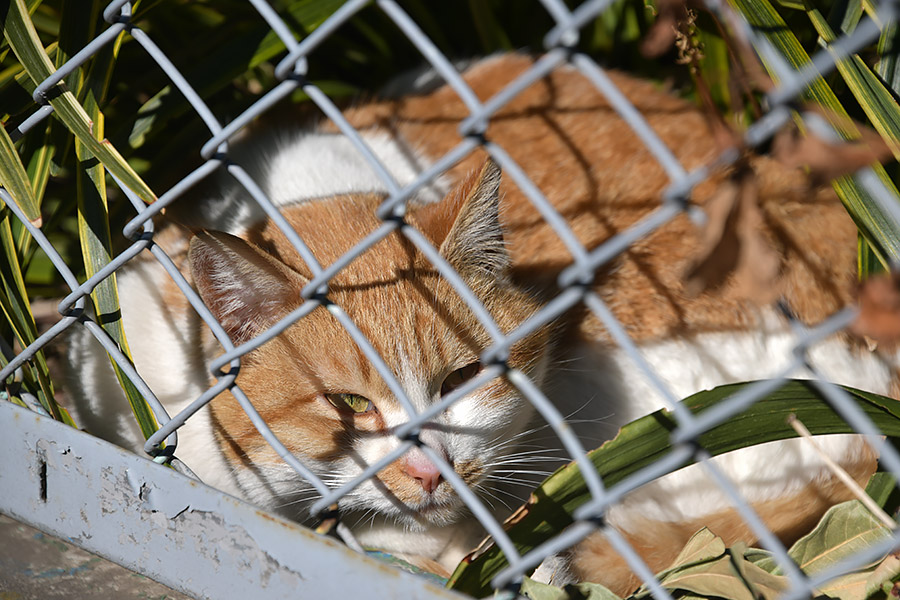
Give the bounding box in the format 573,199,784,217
67,55,890,592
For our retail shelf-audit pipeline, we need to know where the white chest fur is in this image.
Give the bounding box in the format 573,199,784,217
549,317,890,529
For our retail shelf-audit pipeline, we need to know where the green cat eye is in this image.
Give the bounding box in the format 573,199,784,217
441,361,482,396
325,393,374,414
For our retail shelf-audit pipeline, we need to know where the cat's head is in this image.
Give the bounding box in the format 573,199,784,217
189,160,554,528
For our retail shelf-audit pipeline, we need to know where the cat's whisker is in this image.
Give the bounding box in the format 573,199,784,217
489,454,566,463
476,481,530,502
497,432,610,449
471,485,498,511
483,474,548,486
493,447,568,457
495,462,564,469
487,468,555,476
484,481,543,490
496,454,552,465
472,484,513,511
484,410,614,456
270,489,322,508
489,422,557,445
366,508,381,529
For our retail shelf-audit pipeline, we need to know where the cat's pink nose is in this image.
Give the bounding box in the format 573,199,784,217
402,449,443,494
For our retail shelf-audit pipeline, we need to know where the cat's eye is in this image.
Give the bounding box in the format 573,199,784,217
441,362,481,396
325,393,375,414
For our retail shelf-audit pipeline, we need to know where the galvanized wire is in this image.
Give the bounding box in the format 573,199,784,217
3,0,900,597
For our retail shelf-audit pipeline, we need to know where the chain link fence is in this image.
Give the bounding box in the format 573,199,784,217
3,0,900,598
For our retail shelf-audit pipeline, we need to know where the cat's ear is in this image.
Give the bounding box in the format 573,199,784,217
189,230,307,344
415,158,507,279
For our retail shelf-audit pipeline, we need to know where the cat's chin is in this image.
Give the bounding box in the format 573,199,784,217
389,498,468,530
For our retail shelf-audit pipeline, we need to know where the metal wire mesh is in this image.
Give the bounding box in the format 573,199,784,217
2,0,900,598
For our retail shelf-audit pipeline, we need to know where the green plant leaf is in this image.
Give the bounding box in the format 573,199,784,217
775,0,807,11
863,471,900,513
819,570,874,600
694,13,734,118
644,528,727,586
802,2,900,161
759,500,900,600
630,532,789,600
521,576,624,600
827,0,863,37
126,0,345,150
3,0,157,205
447,381,900,596
743,547,777,572
656,556,757,600
876,20,900,94
865,552,900,597
123,21,285,148
0,119,40,224
66,1,158,440
786,501,892,575
729,543,791,600
672,528,727,568
858,234,886,279
0,209,70,425
0,42,57,122
635,515,898,600
634,527,726,599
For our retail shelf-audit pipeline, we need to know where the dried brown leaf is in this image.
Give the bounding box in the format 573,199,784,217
641,0,687,58
684,179,741,297
674,9,701,66
724,19,776,95
772,120,893,186
849,272,900,345
732,173,781,300
684,167,782,303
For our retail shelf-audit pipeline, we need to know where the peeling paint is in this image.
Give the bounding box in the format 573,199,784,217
0,401,462,599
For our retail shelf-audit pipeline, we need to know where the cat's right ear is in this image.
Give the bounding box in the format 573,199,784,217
413,158,507,279
189,230,307,344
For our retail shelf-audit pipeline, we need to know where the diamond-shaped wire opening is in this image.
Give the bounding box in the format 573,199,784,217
1,0,899,598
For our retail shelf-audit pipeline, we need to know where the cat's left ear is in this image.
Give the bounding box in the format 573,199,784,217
189,230,307,344
413,158,507,279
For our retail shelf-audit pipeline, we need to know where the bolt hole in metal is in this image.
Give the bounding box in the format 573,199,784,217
39,459,47,503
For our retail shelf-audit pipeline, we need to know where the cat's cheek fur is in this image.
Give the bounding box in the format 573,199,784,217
331,383,544,527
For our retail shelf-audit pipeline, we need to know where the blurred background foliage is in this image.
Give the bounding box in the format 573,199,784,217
3,0,898,294
1,0,663,297
1,0,899,426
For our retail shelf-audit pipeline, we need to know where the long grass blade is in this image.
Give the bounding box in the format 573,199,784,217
876,19,899,92
3,0,157,205
0,121,40,224
803,2,900,159
65,1,158,440
0,208,71,425
126,0,345,150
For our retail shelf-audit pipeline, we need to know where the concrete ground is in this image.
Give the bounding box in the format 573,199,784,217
0,513,193,600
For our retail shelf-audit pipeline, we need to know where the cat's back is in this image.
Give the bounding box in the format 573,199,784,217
345,53,857,342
